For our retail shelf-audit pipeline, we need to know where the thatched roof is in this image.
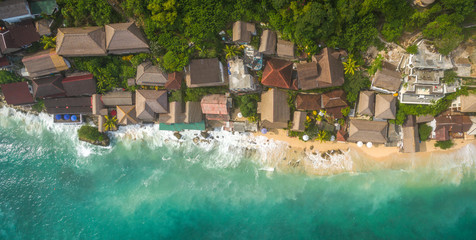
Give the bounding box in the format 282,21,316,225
258,30,276,55
232,21,256,43
32,75,65,98
117,105,138,125
136,61,167,86
375,94,396,119
371,66,402,92
62,72,96,96
158,101,186,124
185,58,226,88
135,90,168,121
261,58,294,89
460,94,476,113
0,82,34,105
357,91,375,116
402,115,420,153
105,22,149,54
277,39,295,58
101,91,133,106
314,48,344,88
292,111,306,132
0,0,30,21
347,119,388,144
56,27,107,56
91,94,107,115
184,101,203,123
295,93,321,111
22,49,69,78
258,88,290,128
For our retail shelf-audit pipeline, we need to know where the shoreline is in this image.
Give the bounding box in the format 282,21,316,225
1,105,475,176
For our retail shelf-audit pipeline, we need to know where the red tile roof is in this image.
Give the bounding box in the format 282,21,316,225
165,71,182,90
261,58,294,89
0,57,10,67
1,82,34,105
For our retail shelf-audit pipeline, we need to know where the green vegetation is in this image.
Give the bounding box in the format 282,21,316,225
342,71,371,104
235,94,260,120
31,99,45,113
406,45,418,54
183,86,228,102
418,124,433,141
434,140,454,150
442,70,458,84
0,71,26,85
392,87,468,125
72,56,137,93
57,0,123,27
367,54,383,76
78,125,106,142
343,56,359,75
104,116,118,131
224,45,241,59
341,107,350,118
40,36,56,49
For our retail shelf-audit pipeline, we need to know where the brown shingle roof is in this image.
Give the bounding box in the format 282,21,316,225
372,67,402,92
295,93,321,111
165,71,182,90
258,30,276,55
56,27,107,56
261,58,294,89
22,49,69,78
297,62,319,90
321,90,347,109
101,91,133,106
292,111,306,132
44,96,92,114
460,94,476,113
0,82,34,105
347,119,388,144
0,30,19,54
1,20,40,54
105,22,149,54
277,39,295,58
416,114,434,123
232,21,255,43
185,58,226,87
91,94,107,115
62,72,96,96
257,88,290,128
32,75,65,98
135,90,168,121
117,105,138,125
315,48,344,88
357,91,375,116
135,61,168,86
375,94,396,119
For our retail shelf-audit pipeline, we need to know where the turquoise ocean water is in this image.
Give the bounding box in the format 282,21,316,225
1,107,476,240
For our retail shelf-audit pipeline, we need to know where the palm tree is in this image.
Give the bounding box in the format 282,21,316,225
343,56,360,75
104,116,117,131
317,130,329,143
224,45,241,59
41,36,56,49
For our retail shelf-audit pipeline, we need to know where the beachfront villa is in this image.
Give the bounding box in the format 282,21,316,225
347,119,388,144
200,94,231,121
398,40,458,105
257,88,290,129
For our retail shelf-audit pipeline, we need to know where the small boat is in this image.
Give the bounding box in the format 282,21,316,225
259,167,275,172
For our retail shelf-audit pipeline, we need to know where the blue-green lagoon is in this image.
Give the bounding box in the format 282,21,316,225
1,107,476,239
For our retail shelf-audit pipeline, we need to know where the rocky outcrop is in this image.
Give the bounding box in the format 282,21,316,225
79,135,110,146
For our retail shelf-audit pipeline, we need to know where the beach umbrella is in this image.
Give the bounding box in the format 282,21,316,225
237,112,243,118
63,114,70,120
110,110,117,116
71,115,78,121
55,114,62,120
366,142,373,148
330,135,335,141
302,135,309,141
357,141,363,147
261,128,268,134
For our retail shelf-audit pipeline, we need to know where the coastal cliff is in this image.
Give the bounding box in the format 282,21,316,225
78,125,110,146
